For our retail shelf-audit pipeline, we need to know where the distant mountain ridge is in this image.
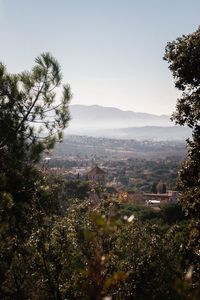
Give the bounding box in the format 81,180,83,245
66,105,191,141
68,104,171,130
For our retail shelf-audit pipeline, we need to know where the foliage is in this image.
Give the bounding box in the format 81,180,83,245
62,179,90,200
0,50,200,299
0,198,192,300
159,203,186,225
164,26,200,293
0,53,72,299
0,52,71,164
164,27,200,217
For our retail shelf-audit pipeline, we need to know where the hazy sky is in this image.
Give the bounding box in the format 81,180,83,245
1,0,200,114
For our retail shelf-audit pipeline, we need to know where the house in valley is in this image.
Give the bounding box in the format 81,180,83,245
87,165,106,185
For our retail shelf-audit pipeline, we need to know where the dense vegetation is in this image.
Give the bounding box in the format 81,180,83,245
106,156,181,191
0,26,200,299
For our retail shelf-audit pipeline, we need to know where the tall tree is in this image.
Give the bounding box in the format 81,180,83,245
0,52,72,229
164,28,200,218
164,27,200,289
0,54,72,297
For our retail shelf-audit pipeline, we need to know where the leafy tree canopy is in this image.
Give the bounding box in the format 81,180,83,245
164,27,200,219
0,54,72,290
164,27,200,128
164,27,200,288
0,52,72,165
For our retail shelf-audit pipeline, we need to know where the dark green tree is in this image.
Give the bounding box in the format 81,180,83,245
151,182,157,193
164,27,200,292
164,27,200,218
0,53,72,298
156,180,166,194
0,52,71,164
0,52,72,235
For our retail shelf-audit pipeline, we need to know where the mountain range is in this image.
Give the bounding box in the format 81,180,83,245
69,105,171,129
66,105,191,141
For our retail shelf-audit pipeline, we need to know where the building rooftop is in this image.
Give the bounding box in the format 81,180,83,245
87,165,106,176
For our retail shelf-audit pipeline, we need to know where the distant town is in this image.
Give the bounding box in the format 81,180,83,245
41,135,183,208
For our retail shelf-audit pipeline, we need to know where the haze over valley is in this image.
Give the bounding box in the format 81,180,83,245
67,105,191,141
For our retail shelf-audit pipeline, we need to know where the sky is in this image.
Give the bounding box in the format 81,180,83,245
0,0,200,115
